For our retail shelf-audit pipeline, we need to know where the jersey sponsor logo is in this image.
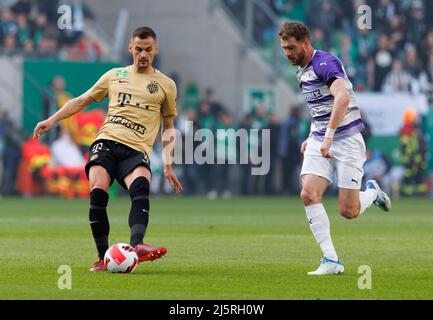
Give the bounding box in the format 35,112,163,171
303,90,323,101
116,69,129,78
92,142,103,153
107,115,146,134
147,81,159,94
118,92,132,106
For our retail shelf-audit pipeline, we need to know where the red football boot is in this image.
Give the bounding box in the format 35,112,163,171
89,258,106,272
134,243,167,263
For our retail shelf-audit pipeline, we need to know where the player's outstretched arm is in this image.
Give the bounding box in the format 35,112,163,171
33,92,95,140
161,115,183,193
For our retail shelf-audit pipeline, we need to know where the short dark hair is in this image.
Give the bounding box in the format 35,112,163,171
278,21,310,41
131,26,157,40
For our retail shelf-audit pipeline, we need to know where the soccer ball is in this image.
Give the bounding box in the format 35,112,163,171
104,243,138,273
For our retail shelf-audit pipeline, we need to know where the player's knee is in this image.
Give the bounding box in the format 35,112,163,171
89,188,109,209
90,184,109,193
300,189,320,206
128,176,150,202
339,206,359,220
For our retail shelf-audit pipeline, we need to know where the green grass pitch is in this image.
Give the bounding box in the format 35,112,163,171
1,196,432,299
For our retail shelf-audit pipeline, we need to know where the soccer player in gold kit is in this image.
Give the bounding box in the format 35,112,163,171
34,26,182,271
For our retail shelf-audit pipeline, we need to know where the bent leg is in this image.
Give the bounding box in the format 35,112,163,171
338,188,361,219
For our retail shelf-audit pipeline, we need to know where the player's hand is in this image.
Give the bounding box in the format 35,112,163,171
164,164,183,193
320,137,333,158
33,118,54,140
300,140,308,155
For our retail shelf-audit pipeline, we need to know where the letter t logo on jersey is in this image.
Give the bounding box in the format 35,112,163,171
118,92,132,106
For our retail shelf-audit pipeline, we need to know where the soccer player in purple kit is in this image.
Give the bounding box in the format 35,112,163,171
279,21,391,275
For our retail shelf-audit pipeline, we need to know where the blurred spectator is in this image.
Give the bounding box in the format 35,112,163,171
405,0,427,52
203,88,224,118
399,108,428,196
240,113,253,195
178,109,200,195
0,8,18,41
42,76,74,143
420,31,433,68
149,137,174,195
363,149,392,194
264,112,280,195
386,15,405,52
374,0,399,32
11,0,31,17
404,43,423,93
32,12,49,48
278,106,302,195
197,97,216,195
16,13,30,47
211,110,236,199
0,107,25,196
368,33,393,91
419,53,433,102
335,33,357,79
253,9,273,47
355,27,377,90
35,0,59,22
249,104,269,194
307,0,338,48
382,58,413,93
3,34,18,56
50,128,85,167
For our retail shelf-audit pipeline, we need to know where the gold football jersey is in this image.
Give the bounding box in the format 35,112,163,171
87,65,177,156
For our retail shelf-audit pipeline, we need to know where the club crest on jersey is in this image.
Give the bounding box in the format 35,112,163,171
147,81,159,94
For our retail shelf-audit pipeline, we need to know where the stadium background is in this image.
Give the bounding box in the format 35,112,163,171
1,0,433,300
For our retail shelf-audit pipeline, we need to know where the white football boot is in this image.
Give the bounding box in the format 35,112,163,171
307,257,345,275
366,180,391,212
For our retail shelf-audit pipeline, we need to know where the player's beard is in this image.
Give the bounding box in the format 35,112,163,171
137,59,149,72
293,50,306,66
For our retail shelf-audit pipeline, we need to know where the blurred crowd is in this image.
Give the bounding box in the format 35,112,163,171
1,76,429,199
0,0,103,61
224,0,433,101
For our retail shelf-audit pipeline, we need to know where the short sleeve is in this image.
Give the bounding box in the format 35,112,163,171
161,79,177,117
87,69,112,103
314,56,345,87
